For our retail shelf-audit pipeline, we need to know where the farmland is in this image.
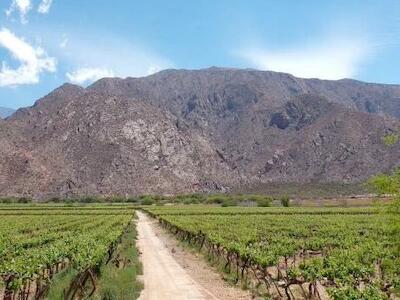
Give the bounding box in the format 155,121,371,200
0,201,399,300
0,205,141,300
144,205,400,299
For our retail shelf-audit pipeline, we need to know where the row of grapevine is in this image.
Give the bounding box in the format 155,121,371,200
0,209,135,215
0,205,136,211
0,209,134,300
144,207,399,299
146,205,377,216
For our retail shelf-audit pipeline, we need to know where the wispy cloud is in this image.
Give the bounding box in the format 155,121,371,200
0,28,56,87
5,0,32,23
5,0,53,22
58,32,173,82
66,67,114,85
37,0,52,14
236,36,371,80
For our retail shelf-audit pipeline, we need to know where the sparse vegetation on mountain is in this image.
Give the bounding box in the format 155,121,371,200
1,68,400,199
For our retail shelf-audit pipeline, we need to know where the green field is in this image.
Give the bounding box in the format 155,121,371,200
0,205,141,300
1,201,398,300
144,205,400,299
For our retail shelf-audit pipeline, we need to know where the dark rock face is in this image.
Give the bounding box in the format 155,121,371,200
1,68,400,198
269,95,335,130
270,112,290,129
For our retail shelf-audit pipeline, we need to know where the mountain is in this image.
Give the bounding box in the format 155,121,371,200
1,68,400,199
0,106,15,118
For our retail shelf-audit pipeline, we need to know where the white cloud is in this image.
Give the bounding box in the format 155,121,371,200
37,0,52,14
38,28,174,82
0,28,56,86
66,67,114,85
236,37,370,80
5,0,32,23
57,33,174,80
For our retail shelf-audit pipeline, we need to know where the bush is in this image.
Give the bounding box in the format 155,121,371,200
382,134,399,146
48,197,61,203
183,198,196,204
181,193,206,204
105,196,126,203
79,196,98,203
368,171,400,195
256,197,272,207
369,168,400,214
0,198,13,204
221,198,238,207
206,194,229,204
151,195,160,202
17,197,32,203
126,197,139,203
280,196,290,207
141,198,154,206
0,197,32,204
63,198,77,204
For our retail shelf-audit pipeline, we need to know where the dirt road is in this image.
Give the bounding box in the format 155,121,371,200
136,211,220,300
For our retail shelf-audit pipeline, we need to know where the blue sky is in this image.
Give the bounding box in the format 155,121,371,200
0,0,400,109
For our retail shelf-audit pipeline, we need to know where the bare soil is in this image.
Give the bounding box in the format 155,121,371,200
136,211,252,300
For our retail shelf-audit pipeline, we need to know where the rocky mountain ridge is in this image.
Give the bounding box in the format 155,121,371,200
1,68,400,198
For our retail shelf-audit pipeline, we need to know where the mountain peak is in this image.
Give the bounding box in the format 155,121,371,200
1,68,400,198
30,83,85,108
51,82,85,95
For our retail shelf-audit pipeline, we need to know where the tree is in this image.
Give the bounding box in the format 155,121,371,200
280,195,290,207
369,168,400,214
370,130,400,214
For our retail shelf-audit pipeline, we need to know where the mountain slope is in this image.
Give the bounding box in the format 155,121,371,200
4,87,234,198
1,68,400,198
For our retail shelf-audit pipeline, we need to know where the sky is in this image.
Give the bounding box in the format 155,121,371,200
0,0,400,109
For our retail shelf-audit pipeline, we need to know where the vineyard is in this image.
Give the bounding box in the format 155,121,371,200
144,205,400,299
0,205,140,300
1,202,399,299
